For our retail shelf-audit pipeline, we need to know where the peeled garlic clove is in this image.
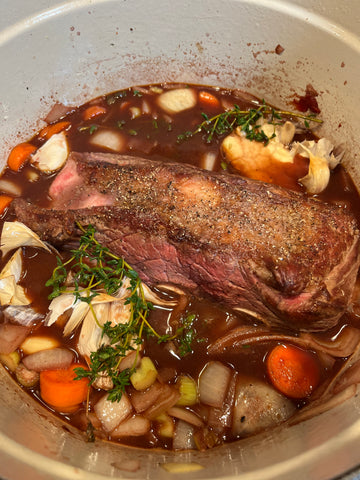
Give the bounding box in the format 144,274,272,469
31,131,69,173
279,121,296,145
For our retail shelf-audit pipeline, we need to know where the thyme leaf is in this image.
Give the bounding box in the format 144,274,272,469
177,101,322,144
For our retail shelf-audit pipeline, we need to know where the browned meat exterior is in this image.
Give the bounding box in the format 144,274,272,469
12,152,360,331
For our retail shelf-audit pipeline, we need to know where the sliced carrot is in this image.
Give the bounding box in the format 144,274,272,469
267,344,320,399
40,363,89,411
0,195,13,215
38,121,71,141
82,105,107,121
7,142,37,171
198,91,221,108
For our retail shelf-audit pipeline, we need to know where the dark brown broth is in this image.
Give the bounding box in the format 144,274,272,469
1,83,359,449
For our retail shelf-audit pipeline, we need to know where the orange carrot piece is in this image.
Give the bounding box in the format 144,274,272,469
40,363,89,411
38,121,71,141
7,143,37,171
198,91,221,108
0,195,13,215
82,105,107,121
267,344,320,399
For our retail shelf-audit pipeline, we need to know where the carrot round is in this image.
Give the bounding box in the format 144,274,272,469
266,344,320,399
82,105,107,121
7,142,37,171
38,121,71,141
198,91,220,108
40,363,89,411
0,195,13,215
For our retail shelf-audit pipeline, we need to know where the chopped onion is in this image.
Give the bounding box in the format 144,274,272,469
0,179,22,197
94,393,132,432
198,361,232,408
201,151,217,171
22,347,74,372
3,305,44,327
130,381,163,413
0,324,30,354
89,129,125,152
144,385,180,419
168,407,203,427
172,420,195,450
110,415,150,438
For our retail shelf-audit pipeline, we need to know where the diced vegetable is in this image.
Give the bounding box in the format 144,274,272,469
130,381,163,413
7,142,37,171
89,129,125,152
0,350,20,372
155,413,175,438
15,363,39,388
38,121,71,141
0,179,22,197
267,344,320,399
31,131,69,173
198,361,232,408
198,91,220,108
39,363,89,411
143,384,180,419
130,357,158,391
21,335,60,355
23,347,74,372
0,195,13,216
3,305,43,327
168,406,203,427
110,415,150,438
176,375,198,406
0,323,30,354
157,88,197,114
232,378,296,436
0,221,51,257
82,105,107,121
172,420,196,450
94,392,132,432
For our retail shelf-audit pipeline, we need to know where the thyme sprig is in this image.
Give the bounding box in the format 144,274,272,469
46,224,197,402
177,101,322,144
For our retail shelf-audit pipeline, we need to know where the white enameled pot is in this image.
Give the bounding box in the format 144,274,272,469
0,1,360,479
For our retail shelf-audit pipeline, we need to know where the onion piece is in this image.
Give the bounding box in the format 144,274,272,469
168,407,203,427
94,393,132,432
0,249,30,306
89,129,125,152
198,361,232,408
172,420,195,450
3,305,44,327
22,347,74,372
144,385,180,419
0,323,30,354
0,179,22,197
209,325,360,359
130,381,163,413
110,415,150,438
